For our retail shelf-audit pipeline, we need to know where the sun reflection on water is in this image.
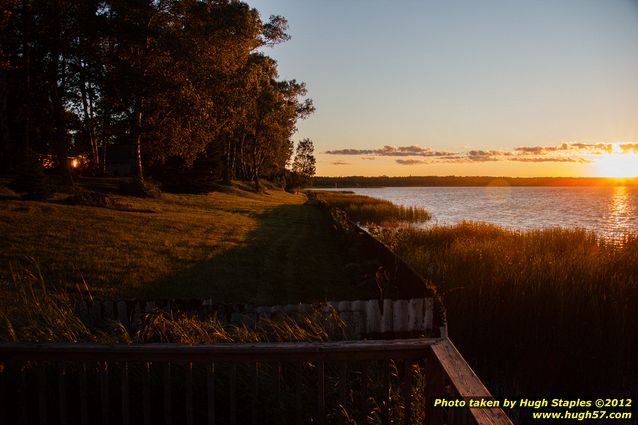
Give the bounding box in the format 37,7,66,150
606,186,634,238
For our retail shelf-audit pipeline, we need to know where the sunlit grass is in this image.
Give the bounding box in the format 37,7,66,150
373,221,638,396
0,178,370,303
311,190,431,225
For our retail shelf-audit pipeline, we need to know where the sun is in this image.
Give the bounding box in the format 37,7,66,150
594,150,638,178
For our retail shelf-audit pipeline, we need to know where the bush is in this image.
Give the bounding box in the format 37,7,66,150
9,159,53,200
65,190,121,208
118,178,162,198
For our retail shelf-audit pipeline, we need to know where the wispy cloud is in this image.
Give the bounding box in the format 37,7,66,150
396,159,431,165
511,156,592,163
325,145,455,157
331,160,351,165
325,141,636,165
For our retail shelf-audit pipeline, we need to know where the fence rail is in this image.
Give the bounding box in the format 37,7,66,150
0,338,512,425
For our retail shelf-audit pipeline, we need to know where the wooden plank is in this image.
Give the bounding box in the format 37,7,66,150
392,300,409,333
143,362,151,425
38,364,47,425
19,368,28,424
100,362,109,425
252,363,258,425
339,362,348,409
424,298,434,331
380,299,393,334
58,363,67,425
122,362,130,425
185,363,193,425
295,363,302,424
350,311,364,340
0,362,5,425
407,299,424,332
230,364,237,425
317,361,325,425
365,300,381,335
0,339,440,363
164,363,172,425
401,361,413,425
80,363,88,425
207,363,215,425
430,340,513,425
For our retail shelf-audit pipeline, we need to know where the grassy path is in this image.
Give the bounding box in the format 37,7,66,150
0,181,369,304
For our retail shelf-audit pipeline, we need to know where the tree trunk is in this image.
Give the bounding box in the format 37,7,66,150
131,100,143,181
22,0,31,160
0,69,10,172
252,138,260,192
79,63,99,171
222,138,231,184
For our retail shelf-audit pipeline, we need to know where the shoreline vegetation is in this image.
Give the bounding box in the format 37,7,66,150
315,191,638,401
312,175,638,188
2,178,636,405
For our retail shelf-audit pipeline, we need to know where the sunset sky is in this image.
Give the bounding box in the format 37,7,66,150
250,0,638,177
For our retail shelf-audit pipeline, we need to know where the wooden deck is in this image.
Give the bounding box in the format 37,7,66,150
0,337,512,425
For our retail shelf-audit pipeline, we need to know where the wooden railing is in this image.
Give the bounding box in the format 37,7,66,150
0,338,512,425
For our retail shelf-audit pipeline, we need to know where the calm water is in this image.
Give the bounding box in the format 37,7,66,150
324,186,638,238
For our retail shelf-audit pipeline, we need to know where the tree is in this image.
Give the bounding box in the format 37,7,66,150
289,138,316,189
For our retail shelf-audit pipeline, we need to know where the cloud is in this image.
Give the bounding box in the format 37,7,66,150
620,143,638,153
510,156,592,163
331,160,350,165
324,141,635,165
396,159,430,165
467,150,512,161
516,142,613,155
325,145,454,157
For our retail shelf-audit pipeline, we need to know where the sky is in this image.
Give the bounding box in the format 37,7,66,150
249,0,638,177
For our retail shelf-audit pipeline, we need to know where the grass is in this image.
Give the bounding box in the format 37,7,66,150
0,261,427,424
372,221,638,398
0,177,371,303
310,190,431,225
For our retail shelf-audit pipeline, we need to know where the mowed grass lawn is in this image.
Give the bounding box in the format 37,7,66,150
0,179,368,304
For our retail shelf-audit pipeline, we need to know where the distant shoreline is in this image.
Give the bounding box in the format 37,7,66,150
311,176,638,188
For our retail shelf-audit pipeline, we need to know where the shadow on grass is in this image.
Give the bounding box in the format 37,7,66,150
144,203,375,305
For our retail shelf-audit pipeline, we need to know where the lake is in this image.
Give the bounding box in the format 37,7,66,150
322,186,638,238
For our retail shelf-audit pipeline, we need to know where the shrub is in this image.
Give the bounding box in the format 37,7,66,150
9,159,53,200
119,178,162,198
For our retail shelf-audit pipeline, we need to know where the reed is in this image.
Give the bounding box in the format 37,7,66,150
373,221,638,397
312,191,431,225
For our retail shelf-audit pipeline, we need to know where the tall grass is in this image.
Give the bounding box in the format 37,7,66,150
373,222,638,397
0,264,427,424
312,191,431,225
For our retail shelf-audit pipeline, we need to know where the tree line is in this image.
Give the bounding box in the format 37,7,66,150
0,0,315,191
312,176,638,187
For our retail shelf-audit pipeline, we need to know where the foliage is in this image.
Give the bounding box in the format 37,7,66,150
0,0,313,187
312,191,431,225
287,138,316,191
8,158,53,200
118,178,162,198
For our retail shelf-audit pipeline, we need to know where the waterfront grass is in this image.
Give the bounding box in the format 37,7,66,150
311,190,431,225
0,178,369,303
373,222,638,396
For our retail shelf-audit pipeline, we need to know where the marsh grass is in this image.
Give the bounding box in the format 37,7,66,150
373,221,638,397
311,191,431,225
